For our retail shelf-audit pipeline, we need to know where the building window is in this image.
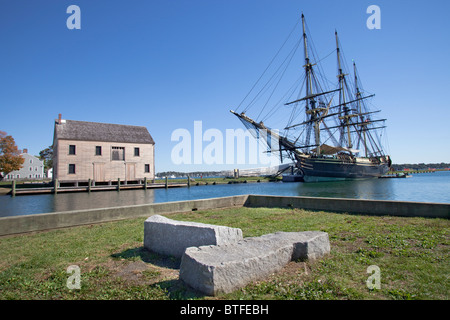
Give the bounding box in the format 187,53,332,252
95,146,102,156
69,145,76,155
30,159,33,164
144,164,150,173
68,164,76,174
111,147,125,161
29,167,32,171
134,147,140,157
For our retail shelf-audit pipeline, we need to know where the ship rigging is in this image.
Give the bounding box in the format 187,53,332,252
231,14,391,182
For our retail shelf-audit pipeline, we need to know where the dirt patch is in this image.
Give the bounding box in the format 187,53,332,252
282,261,309,276
110,258,179,285
72,246,182,287
114,261,151,282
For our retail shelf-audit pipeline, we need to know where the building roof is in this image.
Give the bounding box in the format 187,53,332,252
54,120,155,144
20,152,43,162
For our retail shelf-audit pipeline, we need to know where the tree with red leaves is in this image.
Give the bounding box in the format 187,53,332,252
0,131,24,178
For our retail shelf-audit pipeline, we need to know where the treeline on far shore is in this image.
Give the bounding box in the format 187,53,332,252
157,163,450,178
391,163,449,171
156,170,230,178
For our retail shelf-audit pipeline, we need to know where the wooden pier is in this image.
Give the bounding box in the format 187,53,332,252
9,179,187,196
379,173,412,179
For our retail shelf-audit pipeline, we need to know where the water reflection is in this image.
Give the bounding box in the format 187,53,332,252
52,189,156,213
294,178,395,200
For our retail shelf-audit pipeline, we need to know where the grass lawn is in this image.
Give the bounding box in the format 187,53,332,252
0,207,448,300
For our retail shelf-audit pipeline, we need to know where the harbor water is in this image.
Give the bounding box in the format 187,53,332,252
0,171,449,218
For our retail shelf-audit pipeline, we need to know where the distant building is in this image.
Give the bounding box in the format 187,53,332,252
46,167,53,179
3,149,44,180
52,114,155,183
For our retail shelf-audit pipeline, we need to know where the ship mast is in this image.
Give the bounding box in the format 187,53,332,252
354,61,368,157
302,14,312,101
335,31,355,152
301,14,321,155
353,61,361,113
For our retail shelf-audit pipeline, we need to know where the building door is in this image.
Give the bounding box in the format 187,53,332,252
93,163,105,182
126,163,136,181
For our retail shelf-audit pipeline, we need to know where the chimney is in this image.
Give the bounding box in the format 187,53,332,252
58,113,62,124
23,148,28,154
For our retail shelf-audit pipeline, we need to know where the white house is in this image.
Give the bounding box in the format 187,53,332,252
3,149,45,180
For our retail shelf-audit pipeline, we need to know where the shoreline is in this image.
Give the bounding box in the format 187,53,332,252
1,194,448,237
0,176,280,196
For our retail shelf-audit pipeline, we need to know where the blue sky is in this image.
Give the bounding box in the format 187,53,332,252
1,0,449,173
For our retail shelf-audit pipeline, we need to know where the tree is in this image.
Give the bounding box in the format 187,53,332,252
39,146,53,173
0,131,24,177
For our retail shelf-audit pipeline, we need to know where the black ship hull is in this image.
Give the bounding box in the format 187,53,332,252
296,156,389,182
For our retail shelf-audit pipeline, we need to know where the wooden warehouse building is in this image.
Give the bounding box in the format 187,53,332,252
52,114,155,184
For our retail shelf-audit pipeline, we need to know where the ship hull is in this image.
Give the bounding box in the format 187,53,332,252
296,156,389,182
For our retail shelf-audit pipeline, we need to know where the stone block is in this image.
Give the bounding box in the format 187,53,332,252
143,215,243,258
259,231,331,261
179,231,330,296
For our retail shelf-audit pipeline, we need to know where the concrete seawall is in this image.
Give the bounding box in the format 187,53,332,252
0,195,248,236
245,195,450,219
0,194,448,236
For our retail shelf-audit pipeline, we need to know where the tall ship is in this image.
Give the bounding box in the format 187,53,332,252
231,14,391,182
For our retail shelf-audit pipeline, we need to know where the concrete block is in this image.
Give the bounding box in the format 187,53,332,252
179,231,330,296
143,215,243,258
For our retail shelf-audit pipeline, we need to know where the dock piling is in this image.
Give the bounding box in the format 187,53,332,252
11,180,16,197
